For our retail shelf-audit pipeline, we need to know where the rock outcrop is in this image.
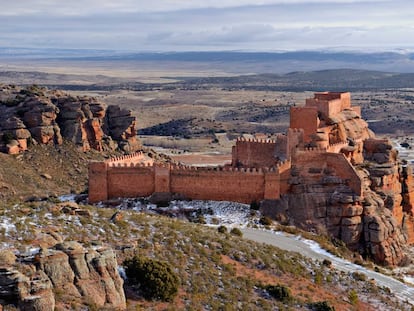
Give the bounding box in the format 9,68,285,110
260,93,414,266
0,84,140,154
266,137,412,266
0,241,126,310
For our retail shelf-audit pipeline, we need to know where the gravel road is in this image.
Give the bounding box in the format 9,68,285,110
242,227,414,305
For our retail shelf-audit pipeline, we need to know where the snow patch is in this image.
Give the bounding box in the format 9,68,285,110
118,266,127,280
112,198,254,227
0,217,16,234
404,276,414,286
59,194,77,202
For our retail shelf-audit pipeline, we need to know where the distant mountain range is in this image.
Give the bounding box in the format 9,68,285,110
173,69,414,91
1,48,414,74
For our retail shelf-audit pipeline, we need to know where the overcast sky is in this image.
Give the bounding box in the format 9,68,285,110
1,0,413,52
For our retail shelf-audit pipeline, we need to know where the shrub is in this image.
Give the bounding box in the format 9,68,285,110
124,255,180,302
230,227,243,237
217,225,227,234
2,132,14,144
250,201,260,210
348,289,358,305
352,271,367,281
259,216,273,226
322,259,332,267
265,284,292,303
308,301,335,311
196,215,206,224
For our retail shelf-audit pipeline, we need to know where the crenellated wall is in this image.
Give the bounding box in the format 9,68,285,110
327,141,349,153
89,156,284,203
106,152,153,166
232,138,278,168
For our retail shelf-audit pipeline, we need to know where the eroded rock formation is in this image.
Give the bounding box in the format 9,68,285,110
260,93,414,266
0,241,126,310
0,84,140,154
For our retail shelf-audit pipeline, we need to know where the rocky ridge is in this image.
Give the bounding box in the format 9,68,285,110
0,84,140,154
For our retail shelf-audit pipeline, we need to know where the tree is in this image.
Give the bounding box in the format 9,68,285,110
124,255,180,302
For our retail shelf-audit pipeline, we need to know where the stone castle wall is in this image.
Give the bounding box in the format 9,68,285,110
231,138,278,167
89,154,284,204
292,149,363,196
289,107,319,143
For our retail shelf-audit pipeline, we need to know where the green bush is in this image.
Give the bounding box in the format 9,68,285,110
259,216,273,226
217,225,227,234
308,301,335,311
351,271,367,281
124,255,180,302
2,132,14,144
265,284,292,303
348,289,358,305
230,227,243,237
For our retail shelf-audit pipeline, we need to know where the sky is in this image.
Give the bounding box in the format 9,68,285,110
0,0,413,52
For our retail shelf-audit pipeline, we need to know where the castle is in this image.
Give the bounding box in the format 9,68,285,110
89,91,414,265
89,92,367,204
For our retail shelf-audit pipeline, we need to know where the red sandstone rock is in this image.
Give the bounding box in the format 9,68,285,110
0,242,126,310
88,91,413,266
0,85,141,153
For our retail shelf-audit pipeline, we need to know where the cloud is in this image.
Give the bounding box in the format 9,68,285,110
0,0,394,15
0,0,413,51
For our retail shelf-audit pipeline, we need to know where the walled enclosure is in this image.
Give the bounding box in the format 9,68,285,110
89,157,288,204
89,92,367,204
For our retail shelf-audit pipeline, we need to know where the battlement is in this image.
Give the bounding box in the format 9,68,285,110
106,152,148,165
276,159,291,172
89,157,283,203
232,136,278,168
236,137,277,144
327,141,349,153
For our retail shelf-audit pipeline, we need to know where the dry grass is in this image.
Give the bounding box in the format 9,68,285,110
1,200,411,310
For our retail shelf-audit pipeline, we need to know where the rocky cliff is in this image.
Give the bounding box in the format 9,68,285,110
0,240,126,310
263,107,414,266
0,84,140,154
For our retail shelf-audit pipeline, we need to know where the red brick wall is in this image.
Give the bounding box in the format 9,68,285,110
290,107,318,143
170,168,271,203
107,165,155,198
89,163,283,204
232,139,277,167
88,162,108,202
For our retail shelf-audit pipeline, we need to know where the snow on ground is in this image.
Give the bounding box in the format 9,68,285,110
0,217,16,235
112,198,255,227
59,194,77,202
404,276,414,286
392,138,414,166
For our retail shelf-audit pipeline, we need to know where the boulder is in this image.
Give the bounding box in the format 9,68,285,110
0,241,126,310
